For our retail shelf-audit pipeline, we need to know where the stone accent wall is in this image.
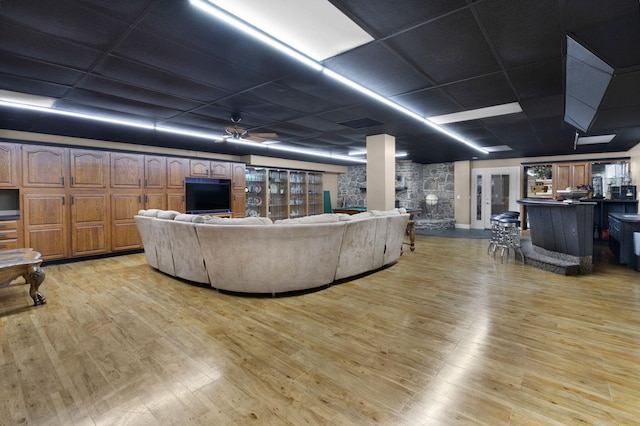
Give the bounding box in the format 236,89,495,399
337,164,366,208
337,161,455,229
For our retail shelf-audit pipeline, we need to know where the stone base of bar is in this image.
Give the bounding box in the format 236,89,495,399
520,238,592,275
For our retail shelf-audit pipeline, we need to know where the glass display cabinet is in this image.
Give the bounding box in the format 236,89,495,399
289,171,306,218
245,167,267,217
308,172,323,215
268,169,289,221
246,168,324,219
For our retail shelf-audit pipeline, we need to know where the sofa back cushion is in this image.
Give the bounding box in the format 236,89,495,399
204,216,273,225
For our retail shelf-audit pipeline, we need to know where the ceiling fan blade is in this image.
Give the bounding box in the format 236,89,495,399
246,136,267,143
248,132,278,139
225,126,247,135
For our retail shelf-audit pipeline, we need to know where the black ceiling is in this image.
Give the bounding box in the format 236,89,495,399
1,0,639,165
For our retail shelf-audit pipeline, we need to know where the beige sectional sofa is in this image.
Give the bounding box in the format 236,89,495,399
134,208,409,295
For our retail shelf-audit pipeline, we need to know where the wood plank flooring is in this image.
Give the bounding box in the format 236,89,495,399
1,236,640,425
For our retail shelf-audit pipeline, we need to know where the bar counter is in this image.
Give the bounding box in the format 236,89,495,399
517,198,595,274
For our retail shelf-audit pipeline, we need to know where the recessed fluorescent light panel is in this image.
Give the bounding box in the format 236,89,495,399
0,89,56,108
482,145,512,152
576,134,616,145
203,0,373,61
428,102,523,124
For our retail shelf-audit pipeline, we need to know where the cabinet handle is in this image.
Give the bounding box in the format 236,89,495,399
0,244,6,248
62,196,65,205
71,196,75,205
145,195,148,203
138,196,142,203
0,224,6,228
0,234,6,238
182,196,185,202
71,176,74,185
138,179,141,187
61,176,65,185
145,179,148,187
182,180,185,187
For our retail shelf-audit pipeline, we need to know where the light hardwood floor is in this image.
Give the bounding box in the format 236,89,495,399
1,236,639,425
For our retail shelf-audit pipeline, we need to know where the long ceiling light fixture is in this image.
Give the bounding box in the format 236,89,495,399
190,0,489,155
0,96,366,163
0,99,155,130
229,137,367,163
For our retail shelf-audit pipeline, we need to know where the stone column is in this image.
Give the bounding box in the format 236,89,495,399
366,134,395,210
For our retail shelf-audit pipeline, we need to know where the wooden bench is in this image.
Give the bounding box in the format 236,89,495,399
0,248,46,306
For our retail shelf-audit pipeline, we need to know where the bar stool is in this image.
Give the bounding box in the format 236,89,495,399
488,211,519,255
495,216,524,264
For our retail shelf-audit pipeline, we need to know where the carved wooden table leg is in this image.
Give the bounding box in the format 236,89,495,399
0,249,46,306
26,265,46,306
407,220,416,251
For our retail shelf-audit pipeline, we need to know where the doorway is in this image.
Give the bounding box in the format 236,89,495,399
472,167,520,229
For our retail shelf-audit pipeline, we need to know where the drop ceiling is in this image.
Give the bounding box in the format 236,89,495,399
1,0,639,165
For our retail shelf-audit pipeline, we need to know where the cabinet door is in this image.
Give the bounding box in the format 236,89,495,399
572,162,590,187
554,164,571,195
70,149,108,188
231,163,246,190
0,143,18,187
144,155,166,189
111,193,142,251
231,189,246,218
111,153,143,188
210,161,230,179
71,193,109,257
167,193,185,213
145,193,165,210
189,160,210,178
23,193,68,260
22,145,67,187
167,157,187,189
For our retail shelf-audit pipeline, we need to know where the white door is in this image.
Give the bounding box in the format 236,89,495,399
472,167,520,229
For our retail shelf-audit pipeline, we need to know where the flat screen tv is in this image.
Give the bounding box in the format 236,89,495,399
185,178,231,214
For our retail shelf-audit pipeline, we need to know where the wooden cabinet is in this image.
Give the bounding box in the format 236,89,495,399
189,159,230,178
167,158,187,189
8,141,246,261
111,193,142,251
210,161,230,179
553,162,590,196
70,149,108,188
111,152,143,189
167,193,185,212
22,145,67,188
189,159,210,178
0,219,19,250
144,193,165,210
70,193,109,257
0,143,19,187
144,155,165,189
23,193,68,260
231,163,246,217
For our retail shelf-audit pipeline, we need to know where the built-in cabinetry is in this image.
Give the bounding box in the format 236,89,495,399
2,142,247,261
553,162,590,196
246,167,323,220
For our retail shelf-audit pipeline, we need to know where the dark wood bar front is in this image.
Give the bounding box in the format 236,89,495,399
517,199,595,274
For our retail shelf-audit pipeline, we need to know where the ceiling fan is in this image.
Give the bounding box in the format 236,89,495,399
223,113,278,143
